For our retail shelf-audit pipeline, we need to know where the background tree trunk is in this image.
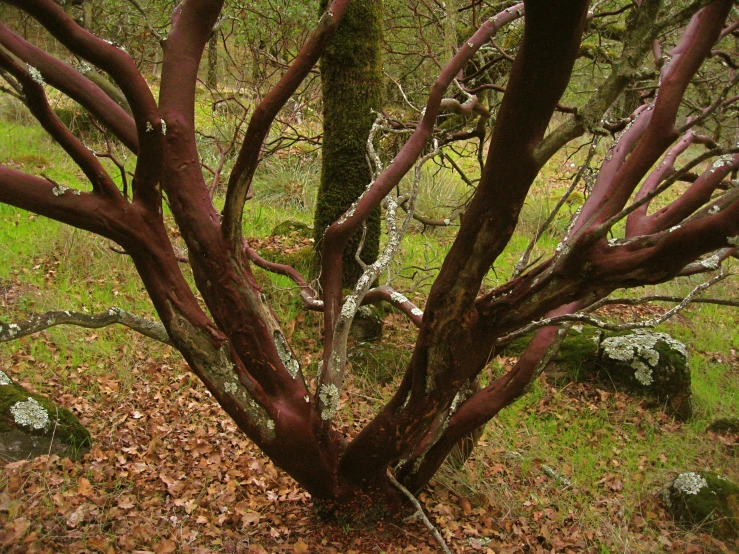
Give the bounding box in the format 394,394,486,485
207,31,218,89
314,0,383,287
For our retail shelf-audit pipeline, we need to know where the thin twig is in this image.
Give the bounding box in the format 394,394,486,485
386,470,452,554
497,271,728,345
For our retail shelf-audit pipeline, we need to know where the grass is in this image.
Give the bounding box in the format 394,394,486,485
0,96,738,553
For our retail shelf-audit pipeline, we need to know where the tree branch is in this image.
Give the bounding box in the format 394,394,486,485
0,307,172,345
0,49,122,199
0,23,138,151
497,271,728,345
6,0,163,209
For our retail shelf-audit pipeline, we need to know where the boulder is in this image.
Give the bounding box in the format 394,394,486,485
0,370,91,461
596,330,692,420
499,328,693,419
662,471,739,541
707,418,739,434
270,220,312,237
350,305,384,343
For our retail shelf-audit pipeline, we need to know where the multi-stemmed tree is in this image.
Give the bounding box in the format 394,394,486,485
0,0,738,516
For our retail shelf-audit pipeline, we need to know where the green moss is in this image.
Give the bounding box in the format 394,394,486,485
271,220,312,237
314,0,384,287
499,327,601,382
0,380,91,450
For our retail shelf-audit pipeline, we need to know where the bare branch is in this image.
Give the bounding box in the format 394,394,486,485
513,136,599,278
497,271,728,345
386,470,452,554
590,294,739,310
0,307,172,345
0,49,122,198
592,146,739,240
121,0,165,43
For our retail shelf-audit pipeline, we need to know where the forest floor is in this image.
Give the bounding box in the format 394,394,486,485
1,105,739,553
1,256,738,553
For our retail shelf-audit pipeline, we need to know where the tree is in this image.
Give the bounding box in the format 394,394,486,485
0,0,738,518
314,0,383,286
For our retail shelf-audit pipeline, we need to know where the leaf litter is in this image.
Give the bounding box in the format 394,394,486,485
0,301,737,553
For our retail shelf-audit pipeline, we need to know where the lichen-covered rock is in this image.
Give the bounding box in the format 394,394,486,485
597,330,691,420
662,471,739,541
0,370,91,461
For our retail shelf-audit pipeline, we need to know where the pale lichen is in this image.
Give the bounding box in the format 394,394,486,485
0,370,12,386
27,65,44,85
52,183,68,196
672,472,707,495
727,235,739,247
76,61,92,75
632,360,653,386
145,121,154,133
319,383,340,420
274,331,300,378
390,291,409,305
700,254,720,270
600,330,687,386
340,296,358,319
711,154,734,171
7,323,21,337
411,307,424,318
10,397,50,430
161,119,167,136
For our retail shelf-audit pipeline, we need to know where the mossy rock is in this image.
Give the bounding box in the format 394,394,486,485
0,370,91,461
271,246,315,274
707,418,739,434
350,305,384,343
499,326,601,382
271,220,312,237
348,342,411,385
596,330,691,420
662,472,739,541
499,328,692,420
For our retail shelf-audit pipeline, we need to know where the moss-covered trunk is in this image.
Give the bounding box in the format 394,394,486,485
314,0,383,286
207,32,218,89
